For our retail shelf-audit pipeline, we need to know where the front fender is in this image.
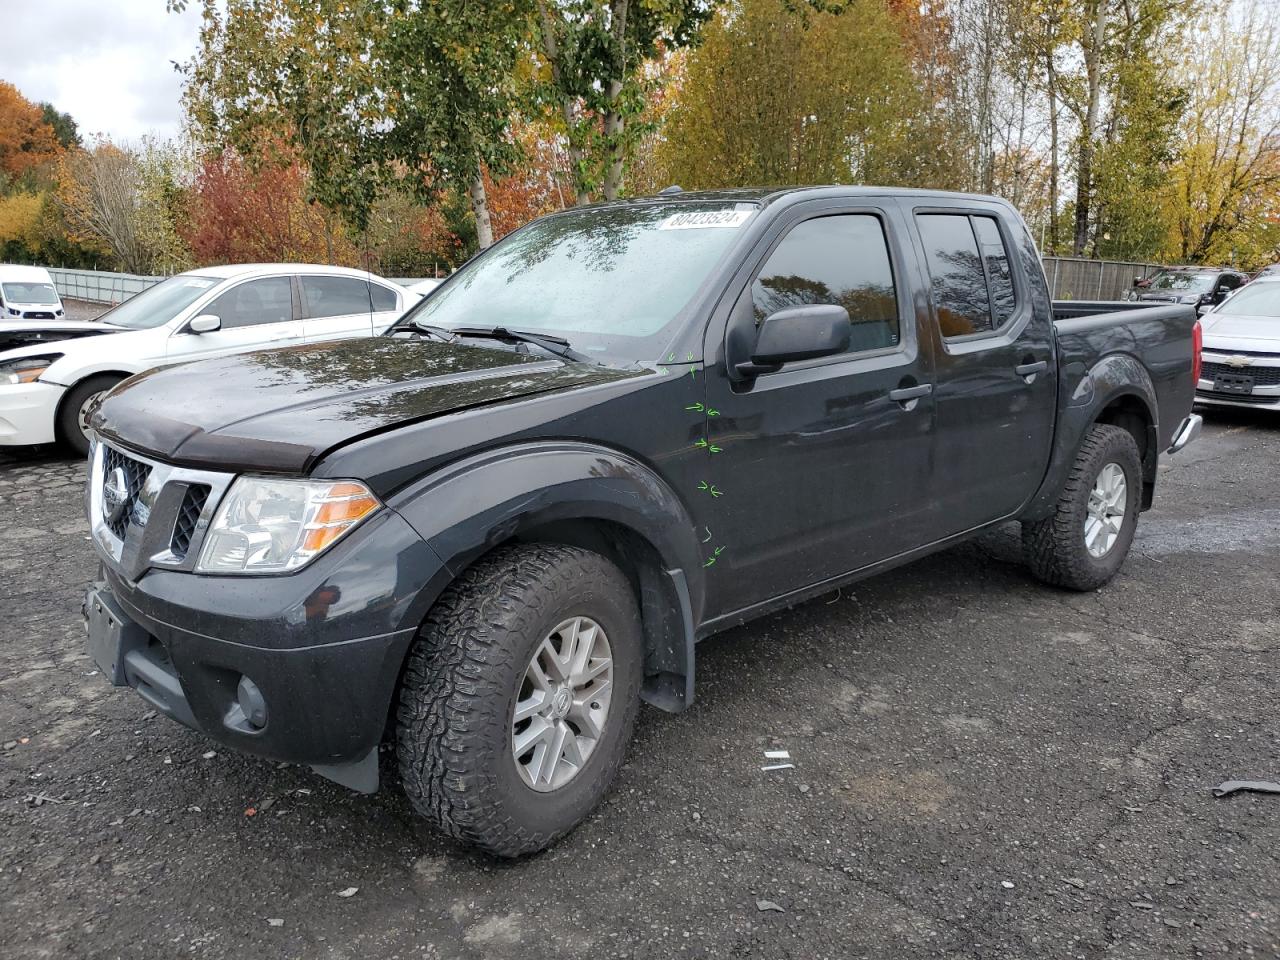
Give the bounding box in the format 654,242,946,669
388,441,706,711
1021,353,1158,522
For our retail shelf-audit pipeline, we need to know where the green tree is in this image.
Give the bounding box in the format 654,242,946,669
178,0,383,248
39,104,80,149
376,0,535,249
654,0,931,188
534,0,710,203
1162,0,1280,267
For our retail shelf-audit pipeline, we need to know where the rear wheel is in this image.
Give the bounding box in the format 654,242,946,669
57,375,122,457
1022,423,1142,591
396,543,642,857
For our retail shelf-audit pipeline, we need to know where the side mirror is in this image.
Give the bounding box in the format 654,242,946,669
737,304,851,377
1133,276,1143,286
188,314,221,334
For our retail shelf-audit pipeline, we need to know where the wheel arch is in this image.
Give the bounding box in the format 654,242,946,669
1022,353,1160,521
53,370,134,442
390,442,705,713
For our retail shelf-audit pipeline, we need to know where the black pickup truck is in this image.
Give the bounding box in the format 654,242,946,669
84,187,1202,856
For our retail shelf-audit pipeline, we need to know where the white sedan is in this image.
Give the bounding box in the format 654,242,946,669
1196,277,1280,412
0,263,413,455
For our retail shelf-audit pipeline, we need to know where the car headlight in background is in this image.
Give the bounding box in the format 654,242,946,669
196,477,381,574
1,354,62,385
6,307,19,316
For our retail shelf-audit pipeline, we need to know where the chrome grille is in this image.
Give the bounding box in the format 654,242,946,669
1201,361,1280,387
170,485,210,559
101,446,152,539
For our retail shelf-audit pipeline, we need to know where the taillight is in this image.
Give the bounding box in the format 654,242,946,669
1192,320,1203,384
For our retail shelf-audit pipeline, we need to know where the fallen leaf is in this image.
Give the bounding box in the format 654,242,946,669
755,899,784,913
336,887,359,898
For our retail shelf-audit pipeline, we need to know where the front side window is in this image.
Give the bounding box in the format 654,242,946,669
205,277,294,329
302,276,373,319
751,214,900,354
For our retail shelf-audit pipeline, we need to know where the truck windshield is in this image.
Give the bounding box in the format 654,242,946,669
2,282,59,305
1150,272,1214,292
97,275,219,329
1216,282,1280,317
395,202,758,361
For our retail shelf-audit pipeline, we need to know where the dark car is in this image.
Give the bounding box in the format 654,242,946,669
1131,266,1249,307
83,187,1202,856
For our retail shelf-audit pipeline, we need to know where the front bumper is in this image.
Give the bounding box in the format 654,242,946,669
0,380,62,446
83,442,453,791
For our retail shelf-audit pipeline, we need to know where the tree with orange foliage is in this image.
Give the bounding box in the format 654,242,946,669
0,81,62,182
183,149,357,266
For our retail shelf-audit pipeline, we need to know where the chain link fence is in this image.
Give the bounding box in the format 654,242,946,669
46,267,433,305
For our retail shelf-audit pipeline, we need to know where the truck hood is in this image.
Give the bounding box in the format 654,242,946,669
93,336,641,473
1201,313,1280,352
0,320,122,356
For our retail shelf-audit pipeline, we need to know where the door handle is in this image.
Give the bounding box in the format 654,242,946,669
888,383,933,403
1015,360,1048,377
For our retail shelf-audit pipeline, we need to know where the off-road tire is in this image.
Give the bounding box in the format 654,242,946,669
396,543,642,857
1022,423,1142,591
57,374,122,457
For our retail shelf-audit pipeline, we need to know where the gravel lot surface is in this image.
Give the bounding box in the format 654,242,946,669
1,411,1277,959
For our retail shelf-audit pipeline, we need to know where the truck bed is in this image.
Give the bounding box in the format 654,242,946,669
1051,301,1197,451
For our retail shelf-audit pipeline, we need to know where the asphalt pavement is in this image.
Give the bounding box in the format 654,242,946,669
0,411,1277,959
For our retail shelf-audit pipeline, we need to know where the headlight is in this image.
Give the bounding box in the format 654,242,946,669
196,477,381,574
6,307,19,316
1,354,62,385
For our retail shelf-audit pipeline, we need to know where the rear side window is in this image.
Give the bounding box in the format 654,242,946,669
370,284,399,312
205,277,294,329
301,276,372,319
917,213,1019,338
751,214,899,354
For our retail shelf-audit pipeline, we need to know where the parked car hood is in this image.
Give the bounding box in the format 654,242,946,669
0,320,122,356
93,336,641,474
1201,313,1280,352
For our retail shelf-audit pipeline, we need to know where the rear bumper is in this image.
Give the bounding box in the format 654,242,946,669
0,381,62,446
1167,413,1202,453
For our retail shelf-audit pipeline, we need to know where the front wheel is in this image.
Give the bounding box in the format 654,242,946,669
396,543,642,857
57,375,122,458
1022,423,1143,591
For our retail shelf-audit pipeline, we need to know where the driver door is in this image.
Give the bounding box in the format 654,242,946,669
702,202,937,617
169,275,303,362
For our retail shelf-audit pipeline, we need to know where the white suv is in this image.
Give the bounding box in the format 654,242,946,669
0,264,414,455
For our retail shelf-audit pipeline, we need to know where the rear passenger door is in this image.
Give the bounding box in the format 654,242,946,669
910,205,1056,536
300,275,376,342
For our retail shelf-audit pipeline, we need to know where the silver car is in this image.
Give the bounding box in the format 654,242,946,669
1196,277,1280,411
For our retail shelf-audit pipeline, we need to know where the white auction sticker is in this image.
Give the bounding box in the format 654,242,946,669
658,210,752,230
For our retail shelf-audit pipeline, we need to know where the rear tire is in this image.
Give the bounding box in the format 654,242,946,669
57,375,122,458
1022,423,1142,591
396,543,642,857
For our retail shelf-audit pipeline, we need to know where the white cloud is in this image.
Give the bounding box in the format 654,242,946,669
2,0,203,144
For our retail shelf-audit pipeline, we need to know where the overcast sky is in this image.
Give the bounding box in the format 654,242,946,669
3,0,202,144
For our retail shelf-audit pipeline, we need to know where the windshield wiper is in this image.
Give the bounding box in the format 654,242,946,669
390,318,455,342
449,326,594,364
